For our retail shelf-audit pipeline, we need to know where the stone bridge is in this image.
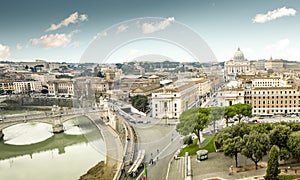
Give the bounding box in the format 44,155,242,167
0,110,107,139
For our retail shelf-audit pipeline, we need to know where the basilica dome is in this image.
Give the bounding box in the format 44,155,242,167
233,48,245,61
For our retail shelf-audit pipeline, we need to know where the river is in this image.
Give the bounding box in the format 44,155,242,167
0,116,106,180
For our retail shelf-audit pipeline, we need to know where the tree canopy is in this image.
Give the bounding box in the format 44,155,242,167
224,106,236,126
130,95,149,113
176,107,210,147
265,145,280,180
232,103,252,122
242,131,270,169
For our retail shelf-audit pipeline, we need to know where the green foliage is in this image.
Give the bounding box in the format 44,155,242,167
253,122,273,134
242,131,270,169
209,106,224,122
96,71,105,78
179,136,216,156
130,95,148,112
231,122,251,138
178,138,200,157
287,131,300,160
232,103,252,122
55,74,73,79
177,108,210,146
217,123,250,167
115,63,123,69
224,106,236,126
183,136,193,145
287,122,300,132
279,148,291,161
41,89,48,94
195,108,211,145
223,136,243,167
176,108,199,136
270,124,291,150
265,145,280,180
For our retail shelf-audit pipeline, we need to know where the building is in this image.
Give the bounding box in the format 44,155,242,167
0,81,14,92
224,48,250,81
217,81,245,106
265,57,284,71
151,78,211,119
48,79,74,97
218,75,300,115
13,81,43,94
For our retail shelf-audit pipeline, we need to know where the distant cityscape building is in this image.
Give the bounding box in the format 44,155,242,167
218,74,300,115
151,78,210,119
224,48,250,81
13,81,42,94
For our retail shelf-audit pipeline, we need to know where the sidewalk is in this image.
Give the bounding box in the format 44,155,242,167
191,152,266,180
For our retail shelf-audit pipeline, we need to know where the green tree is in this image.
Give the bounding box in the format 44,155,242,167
217,123,250,167
242,131,270,169
130,95,148,112
269,124,291,150
224,106,236,127
223,136,243,167
41,89,49,94
176,108,210,147
209,106,224,133
252,122,273,134
265,145,280,180
232,103,252,123
97,71,105,78
287,131,300,161
195,108,210,145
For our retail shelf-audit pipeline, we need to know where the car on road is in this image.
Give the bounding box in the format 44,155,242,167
248,119,259,124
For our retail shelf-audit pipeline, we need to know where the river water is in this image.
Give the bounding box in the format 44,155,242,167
0,116,106,180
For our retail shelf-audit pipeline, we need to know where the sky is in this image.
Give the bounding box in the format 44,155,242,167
0,0,300,63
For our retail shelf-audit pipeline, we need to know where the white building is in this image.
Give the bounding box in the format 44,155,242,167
217,81,244,106
224,48,250,81
48,79,74,97
13,81,43,94
151,78,211,119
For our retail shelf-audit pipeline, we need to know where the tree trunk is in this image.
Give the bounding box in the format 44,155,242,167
226,119,229,127
255,162,258,170
235,154,238,167
197,129,201,147
238,116,241,123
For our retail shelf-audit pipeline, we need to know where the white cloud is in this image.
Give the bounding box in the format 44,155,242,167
142,17,175,34
30,33,73,48
253,6,296,23
16,43,23,50
0,44,10,58
266,38,290,50
46,12,88,31
117,24,128,33
79,14,88,22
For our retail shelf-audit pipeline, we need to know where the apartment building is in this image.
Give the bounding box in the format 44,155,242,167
13,81,43,94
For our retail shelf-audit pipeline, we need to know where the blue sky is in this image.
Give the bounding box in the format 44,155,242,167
0,0,299,63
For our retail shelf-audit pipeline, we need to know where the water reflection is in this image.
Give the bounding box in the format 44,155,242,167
0,116,105,180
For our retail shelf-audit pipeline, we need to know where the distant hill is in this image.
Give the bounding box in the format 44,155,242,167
130,54,176,63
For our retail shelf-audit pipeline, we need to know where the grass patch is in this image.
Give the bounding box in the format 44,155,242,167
178,135,216,156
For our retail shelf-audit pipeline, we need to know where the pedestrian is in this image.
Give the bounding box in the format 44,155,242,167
228,165,233,176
